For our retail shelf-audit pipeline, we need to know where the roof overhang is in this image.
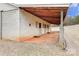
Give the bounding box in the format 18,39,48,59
11,4,68,25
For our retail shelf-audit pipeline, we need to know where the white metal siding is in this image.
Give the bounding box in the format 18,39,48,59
2,9,19,40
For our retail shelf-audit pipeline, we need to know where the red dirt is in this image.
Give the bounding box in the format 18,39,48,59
17,32,59,44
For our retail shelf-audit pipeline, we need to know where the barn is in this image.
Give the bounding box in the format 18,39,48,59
0,3,68,44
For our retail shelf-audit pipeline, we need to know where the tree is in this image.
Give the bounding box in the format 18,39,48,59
73,16,79,24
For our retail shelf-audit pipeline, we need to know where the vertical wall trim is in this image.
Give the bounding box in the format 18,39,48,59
0,11,3,40
18,8,21,39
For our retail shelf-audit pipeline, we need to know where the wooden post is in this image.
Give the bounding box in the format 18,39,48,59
59,10,66,50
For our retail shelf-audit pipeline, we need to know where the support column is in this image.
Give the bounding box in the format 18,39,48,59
59,10,66,50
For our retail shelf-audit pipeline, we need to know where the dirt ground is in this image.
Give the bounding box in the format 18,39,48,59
0,29,79,56
0,31,67,56
0,39,67,56
17,32,59,44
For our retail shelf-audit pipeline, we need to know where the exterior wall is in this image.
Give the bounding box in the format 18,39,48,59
19,9,51,37
2,9,19,40
0,3,51,40
50,24,59,32
51,27,59,31
0,3,19,40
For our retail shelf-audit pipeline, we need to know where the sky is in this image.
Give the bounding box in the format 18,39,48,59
67,3,79,17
